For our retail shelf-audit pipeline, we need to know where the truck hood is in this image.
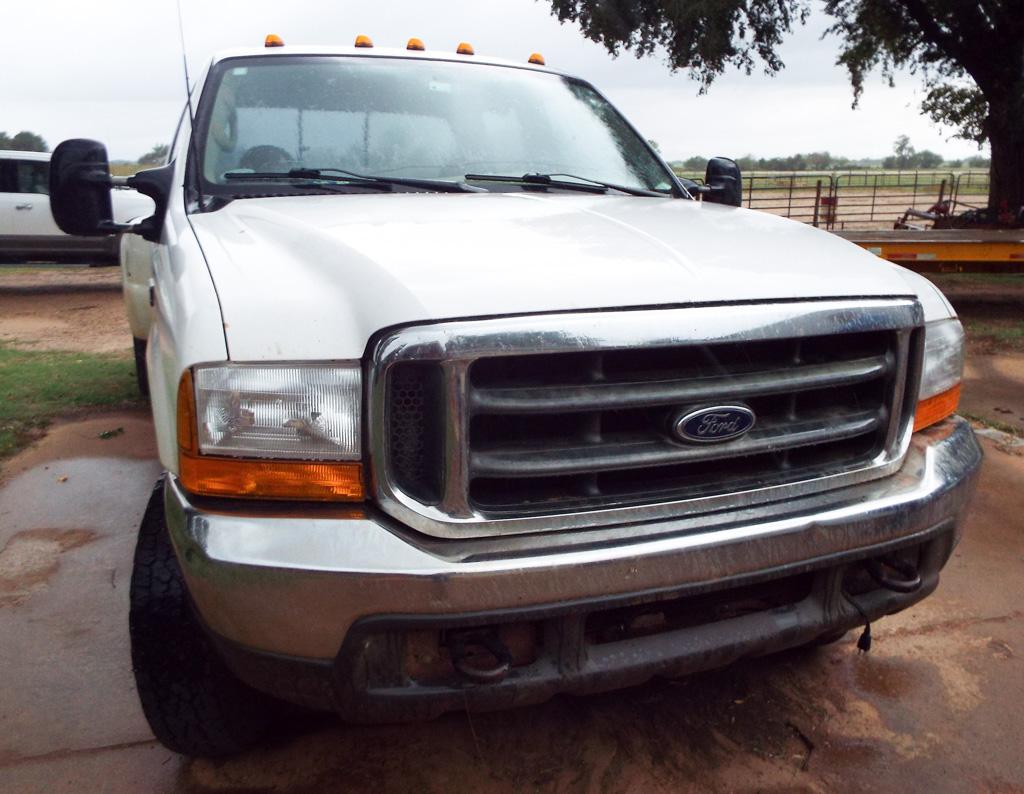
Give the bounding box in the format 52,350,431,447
189,193,942,361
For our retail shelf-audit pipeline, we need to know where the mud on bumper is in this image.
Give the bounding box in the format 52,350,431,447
168,418,981,722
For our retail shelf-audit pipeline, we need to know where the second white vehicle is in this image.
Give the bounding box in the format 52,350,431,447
0,149,153,264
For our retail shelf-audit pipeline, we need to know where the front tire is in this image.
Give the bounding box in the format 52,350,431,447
129,480,279,757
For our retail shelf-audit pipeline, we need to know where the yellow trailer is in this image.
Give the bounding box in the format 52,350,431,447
837,230,1024,272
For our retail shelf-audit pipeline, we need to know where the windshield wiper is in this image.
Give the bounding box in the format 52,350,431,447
224,167,483,193
464,172,666,197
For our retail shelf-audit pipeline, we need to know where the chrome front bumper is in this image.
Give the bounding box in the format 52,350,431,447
169,417,981,670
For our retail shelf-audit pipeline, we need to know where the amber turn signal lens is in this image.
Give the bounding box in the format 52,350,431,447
914,383,961,432
178,453,365,501
407,37,425,51
264,34,285,47
528,52,546,65
354,34,374,48
176,369,197,454
456,42,475,55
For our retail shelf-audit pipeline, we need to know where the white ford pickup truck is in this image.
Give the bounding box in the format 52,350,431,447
48,39,981,758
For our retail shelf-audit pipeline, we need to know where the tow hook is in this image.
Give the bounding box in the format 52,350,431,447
864,554,922,593
446,629,513,684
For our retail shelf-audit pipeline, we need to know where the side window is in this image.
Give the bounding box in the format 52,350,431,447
0,160,15,193
13,161,50,195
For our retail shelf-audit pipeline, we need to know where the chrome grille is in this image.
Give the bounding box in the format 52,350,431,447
369,300,923,538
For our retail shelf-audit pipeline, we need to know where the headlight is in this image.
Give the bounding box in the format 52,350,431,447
914,318,964,432
194,364,361,460
176,363,364,501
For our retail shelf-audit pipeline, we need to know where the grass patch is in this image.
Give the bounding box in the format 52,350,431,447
110,163,146,177
928,272,1024,288
962,412,1022,437
0,344,141,459
961,316,1024,354
0,264,87,276
964,319,1024,340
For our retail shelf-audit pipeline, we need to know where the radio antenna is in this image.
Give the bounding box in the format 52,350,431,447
176,0,206,211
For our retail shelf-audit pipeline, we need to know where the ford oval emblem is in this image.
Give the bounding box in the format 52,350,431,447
673,405,756,444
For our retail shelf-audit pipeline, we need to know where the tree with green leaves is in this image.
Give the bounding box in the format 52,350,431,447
547,0,1023,224
0,131,48,152
138,143,170,166
891,135,916,168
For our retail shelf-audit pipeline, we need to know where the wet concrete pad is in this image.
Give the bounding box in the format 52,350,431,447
0,428,161,766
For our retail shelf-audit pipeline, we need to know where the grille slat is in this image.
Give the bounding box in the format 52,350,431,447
471,353,891,415
471,408,885,478
373,300,923,536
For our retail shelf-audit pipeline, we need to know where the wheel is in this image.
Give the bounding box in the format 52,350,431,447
133,337,150,398
129,480,279,757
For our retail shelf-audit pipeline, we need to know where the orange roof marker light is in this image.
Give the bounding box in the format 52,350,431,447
354,34,374,48
264,34,285,48
407,37,426,51
528,52,546,65
456,42,475,55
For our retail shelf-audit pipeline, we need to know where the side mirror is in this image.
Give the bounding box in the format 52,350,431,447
703,157,742,207
49,139,117,236
50,138,174,243
128,164,174,243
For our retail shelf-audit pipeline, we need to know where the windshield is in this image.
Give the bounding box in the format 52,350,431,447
196,55,675,196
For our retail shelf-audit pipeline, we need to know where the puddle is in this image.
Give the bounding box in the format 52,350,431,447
851,656,919,699
0,528,97,607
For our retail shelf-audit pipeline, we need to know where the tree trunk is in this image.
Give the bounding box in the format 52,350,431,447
986,83,1024,226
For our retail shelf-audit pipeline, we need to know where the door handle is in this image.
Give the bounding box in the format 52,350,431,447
15,203,33,210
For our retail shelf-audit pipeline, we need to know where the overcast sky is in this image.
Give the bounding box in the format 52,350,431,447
4,0,985,162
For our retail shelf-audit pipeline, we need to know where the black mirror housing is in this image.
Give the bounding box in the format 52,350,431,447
128,164,174,243
703,157,742,207
49,139,116,236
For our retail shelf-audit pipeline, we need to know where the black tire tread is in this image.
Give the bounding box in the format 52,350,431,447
129,479,278,756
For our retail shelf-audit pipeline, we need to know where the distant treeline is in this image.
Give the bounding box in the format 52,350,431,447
0,131,48,152
672,152,991,172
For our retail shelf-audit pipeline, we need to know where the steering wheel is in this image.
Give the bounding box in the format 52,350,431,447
238,145,294,172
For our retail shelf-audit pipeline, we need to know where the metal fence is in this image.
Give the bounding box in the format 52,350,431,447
678,170,990,230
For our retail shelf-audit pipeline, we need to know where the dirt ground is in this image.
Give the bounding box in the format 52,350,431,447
963,352,1024,435
0,268,131,354
0,267,1022,793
